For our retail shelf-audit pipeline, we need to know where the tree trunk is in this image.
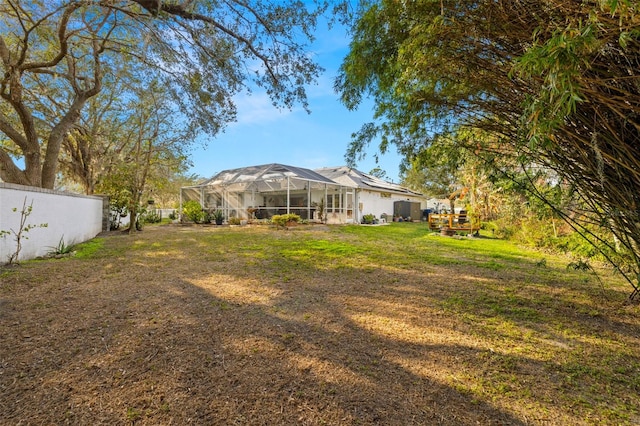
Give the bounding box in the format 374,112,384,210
128,209,138,234
42,111,82,188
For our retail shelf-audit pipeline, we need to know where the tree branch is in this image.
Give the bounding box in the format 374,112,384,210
132,0,279,83
0,145,28,185
0,111,29,150
19,3,82,72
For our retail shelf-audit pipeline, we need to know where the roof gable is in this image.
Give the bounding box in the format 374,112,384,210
315,166,423,196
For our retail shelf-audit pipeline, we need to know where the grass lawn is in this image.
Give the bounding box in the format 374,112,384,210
0,222,638,425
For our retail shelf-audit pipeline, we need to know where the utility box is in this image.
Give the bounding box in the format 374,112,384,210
393,201,422,221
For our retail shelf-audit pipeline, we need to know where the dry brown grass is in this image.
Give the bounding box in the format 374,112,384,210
0,223,638,425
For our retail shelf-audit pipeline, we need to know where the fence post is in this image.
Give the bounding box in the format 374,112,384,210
101,196,110,232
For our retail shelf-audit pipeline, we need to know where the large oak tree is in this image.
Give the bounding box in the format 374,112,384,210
0,0,328,188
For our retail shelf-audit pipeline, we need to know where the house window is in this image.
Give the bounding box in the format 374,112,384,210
326,193,342,212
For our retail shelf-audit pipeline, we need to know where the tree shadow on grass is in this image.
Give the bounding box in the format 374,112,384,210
1,225,637,425
0,238,527,425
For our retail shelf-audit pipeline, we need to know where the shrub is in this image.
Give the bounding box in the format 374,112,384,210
182,200,205,223
109,211,123,230
271,213,300,227
47,236,75,256
484,219,516,239
362,213,375,224
211,209,224,224
228,217,242,225
143,210,162,224
201,210,212,224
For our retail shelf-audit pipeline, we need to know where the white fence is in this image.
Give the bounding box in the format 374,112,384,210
0,183,107,264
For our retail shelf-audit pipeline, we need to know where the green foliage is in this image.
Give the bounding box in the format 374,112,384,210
515,216,560,249
484,199,637,274
567,259,592,272
513,22,599,144
483,220,515,240
201,210,212,224
339,0,640,295
0,1,329,189
182,201,205,223
1,197,48,264
228,217,242,225
126,407,142,422
362,214,376,224
368,167,387,179
47,236,75,256
102,183,130,231
401,134,466,200
142,210,162,224
73,238,104,259
271,214,301,227
316,197,325,222
212,210,224,224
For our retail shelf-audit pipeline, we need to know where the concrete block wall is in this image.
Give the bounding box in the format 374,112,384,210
0,183,107,263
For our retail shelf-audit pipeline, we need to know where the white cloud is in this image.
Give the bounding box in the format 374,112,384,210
230,92,300,126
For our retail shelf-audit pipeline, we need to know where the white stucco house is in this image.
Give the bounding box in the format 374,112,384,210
314,166,426,222
180,163,426,224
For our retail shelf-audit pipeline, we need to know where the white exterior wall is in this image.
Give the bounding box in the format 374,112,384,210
357,190,392,219
0,183,105,263
357,190,425,222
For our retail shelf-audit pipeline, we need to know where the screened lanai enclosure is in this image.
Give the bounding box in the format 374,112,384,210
180,164,357,224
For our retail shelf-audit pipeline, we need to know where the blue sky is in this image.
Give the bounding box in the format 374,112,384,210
187,21,404,182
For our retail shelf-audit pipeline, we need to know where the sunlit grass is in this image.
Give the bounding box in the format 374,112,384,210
73,238,105,259
57,222,640,423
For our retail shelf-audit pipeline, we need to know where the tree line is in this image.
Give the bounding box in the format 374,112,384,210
337,0,640,298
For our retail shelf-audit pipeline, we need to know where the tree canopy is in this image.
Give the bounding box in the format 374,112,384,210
0,0,329,188
400,134,463,208
337,0,640,296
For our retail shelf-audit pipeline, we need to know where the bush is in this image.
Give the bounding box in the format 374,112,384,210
143,210,162,224
211,209,224,224
201,210,212,224
483,219,516,239
228,217,242,225
271,213,300,227
362,213,375,224
182,200,205,223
